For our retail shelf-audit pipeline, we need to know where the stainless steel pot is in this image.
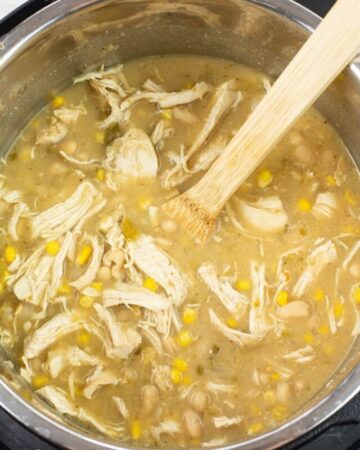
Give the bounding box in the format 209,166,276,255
0,1,359,449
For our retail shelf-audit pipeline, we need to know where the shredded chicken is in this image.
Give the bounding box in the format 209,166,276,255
38,385,123,436
104,128,158,178
151,120,174,150
209,309,265,348
129,235,187,306
71,235,104,290
121,81,210,110
53,105,87,125
103,282,170,311
113,396,129,419
151,364,173,392
227,196,288,237
293,240,337,297
198,263,248,318
8,202,29,241
24,313,82,359
36,118,67,145
312,192,337,220
162,80,241,187
46,346,99,378
151,420,180,442
282,345,316,364
212,416,242,428
74,64,132,129
94,303,141,357
32,181,104,240
83,366,120,399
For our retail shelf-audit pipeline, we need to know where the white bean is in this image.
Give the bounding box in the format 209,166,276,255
141,384,158,415
50,162,67,175
189,389,208,414
161,219,177,232
294,144,314,166
276,301,310,319
122,368,138,382
349,262,360,278
295,379,307,391
97,266,111,282
183,409,203,439
276,382,292,404
58,140,78,154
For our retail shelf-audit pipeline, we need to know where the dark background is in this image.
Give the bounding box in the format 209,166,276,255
2,1,360,450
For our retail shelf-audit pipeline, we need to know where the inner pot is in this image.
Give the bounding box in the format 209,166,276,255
0,1,359,449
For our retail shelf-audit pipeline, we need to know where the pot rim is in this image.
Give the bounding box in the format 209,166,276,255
0,1,360,449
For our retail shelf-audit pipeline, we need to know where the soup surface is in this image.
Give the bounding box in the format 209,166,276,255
0,55,360,447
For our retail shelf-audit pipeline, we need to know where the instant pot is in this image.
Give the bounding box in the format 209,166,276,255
0,1,359,449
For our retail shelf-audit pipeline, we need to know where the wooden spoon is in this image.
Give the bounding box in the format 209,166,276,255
163,0,360,242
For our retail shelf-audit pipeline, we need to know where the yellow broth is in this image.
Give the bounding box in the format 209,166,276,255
0,55,359,447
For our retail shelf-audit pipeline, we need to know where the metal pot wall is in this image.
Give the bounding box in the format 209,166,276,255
0,1,359,449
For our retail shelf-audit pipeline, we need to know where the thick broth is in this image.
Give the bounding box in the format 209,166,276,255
0,55,360,447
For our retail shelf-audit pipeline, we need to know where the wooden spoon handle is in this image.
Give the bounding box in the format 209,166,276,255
168,0,360,240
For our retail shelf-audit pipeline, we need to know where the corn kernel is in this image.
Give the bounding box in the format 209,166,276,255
183,375,192,386
226,317,239,329
76,331,91,347
138,195,152,210
272,405,288,420
297,198,312,212
353,287,360,304
323,343,334,355
319,324,329,335
19,149,32,161
326,175,336,186
177,329,193,347
250,404,261,416
334,301,344,319
182,307,197,325
131,420,142,440
122,218,139,241
248,422,263,435
173,357,188,372
4,246,16,263
46,240,60,256
143,277,158,292
95,131,105,144
345,190,357,206
161,109,172,120
314,288,325,302
235,278,251,292
32,375,49,389
171,367,183,384
92,281,103,292
96,168,105,181
270,372,280,381
257,169,273,188
304,331,314,344
52,95,65,109
57,282,72,295
263,390,276,405
1,270,9,286
276,290,289,307
74,386,83,397
0,283,4,295
21,390,32,401
184,82,194,89
76,245,92,265
79,295,94,308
